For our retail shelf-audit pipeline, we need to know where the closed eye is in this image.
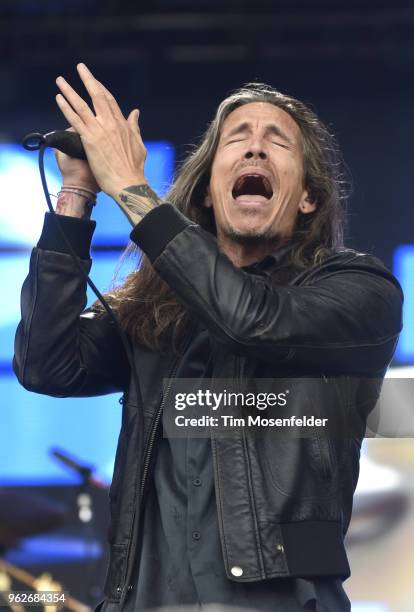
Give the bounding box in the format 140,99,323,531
271,141,289,149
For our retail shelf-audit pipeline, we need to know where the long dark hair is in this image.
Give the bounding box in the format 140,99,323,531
93,83,349,352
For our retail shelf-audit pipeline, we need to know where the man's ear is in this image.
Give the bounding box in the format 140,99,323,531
299,191,317,214
204,187,213,208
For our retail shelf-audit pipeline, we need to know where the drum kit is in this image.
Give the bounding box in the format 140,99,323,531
0,489,92,611
0,448,109,611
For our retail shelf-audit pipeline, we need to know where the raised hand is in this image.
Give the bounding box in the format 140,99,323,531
55,63,161,225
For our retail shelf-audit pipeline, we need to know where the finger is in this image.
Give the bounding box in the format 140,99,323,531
127,109,141,132
97,80,125,120
98,81,125,120
55,94,85,134
76,63,114,119
77,63,125,120
56,76,95,124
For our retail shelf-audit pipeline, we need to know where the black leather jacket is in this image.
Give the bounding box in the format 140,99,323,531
14,205,403,609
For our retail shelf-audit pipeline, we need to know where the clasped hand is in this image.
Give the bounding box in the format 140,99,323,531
55,63,147,198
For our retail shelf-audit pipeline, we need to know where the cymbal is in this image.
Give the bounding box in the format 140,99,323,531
0,489,66,550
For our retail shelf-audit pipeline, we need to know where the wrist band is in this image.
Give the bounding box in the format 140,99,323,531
58,188,97,206
62,184,97,198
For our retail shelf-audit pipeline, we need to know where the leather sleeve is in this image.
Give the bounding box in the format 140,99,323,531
130,204,404,375
13,213,130,397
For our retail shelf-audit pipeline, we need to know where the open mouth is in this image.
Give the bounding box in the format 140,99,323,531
232,174,273,201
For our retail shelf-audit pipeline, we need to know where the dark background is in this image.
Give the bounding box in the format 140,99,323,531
1,0,413,269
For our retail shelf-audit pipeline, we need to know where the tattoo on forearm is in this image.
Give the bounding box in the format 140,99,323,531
124,184,162,207
118,184,162,223
119,199,152,217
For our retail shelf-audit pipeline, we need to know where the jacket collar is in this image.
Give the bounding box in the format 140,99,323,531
242,240,296,273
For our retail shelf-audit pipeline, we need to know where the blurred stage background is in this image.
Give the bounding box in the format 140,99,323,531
0,1,413,610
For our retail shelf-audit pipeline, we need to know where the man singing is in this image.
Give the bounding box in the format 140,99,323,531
14,63,403,611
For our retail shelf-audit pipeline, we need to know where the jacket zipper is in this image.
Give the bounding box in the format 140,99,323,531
139,367,175,500
139,325,196,500
120,324,196,603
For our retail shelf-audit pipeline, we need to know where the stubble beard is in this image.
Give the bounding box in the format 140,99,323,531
223,223,287,249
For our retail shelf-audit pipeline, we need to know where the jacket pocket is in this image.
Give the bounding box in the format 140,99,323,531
314,434,334,482
262,435,336,500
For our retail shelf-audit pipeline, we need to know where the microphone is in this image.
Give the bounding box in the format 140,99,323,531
22,129,87,160
50,447,107,489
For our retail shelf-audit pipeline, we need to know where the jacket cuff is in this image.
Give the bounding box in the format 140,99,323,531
37,212,96,259
129,203,195,262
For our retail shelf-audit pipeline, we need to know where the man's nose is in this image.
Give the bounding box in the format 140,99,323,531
244,138,267,160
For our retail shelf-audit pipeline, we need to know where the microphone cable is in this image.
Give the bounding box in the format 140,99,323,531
22,132,143,413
